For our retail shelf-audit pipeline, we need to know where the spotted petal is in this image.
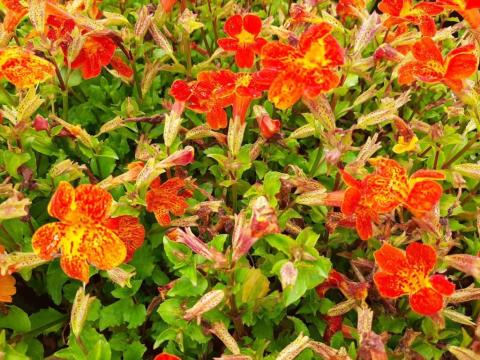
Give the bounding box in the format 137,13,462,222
373,272,407,298
409,287,444,315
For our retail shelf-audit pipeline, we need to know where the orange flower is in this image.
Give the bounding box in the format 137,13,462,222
171,69,274,128
146,177,192,227
261,22,344,109
398,37,478,92
0,246,16,303
378,0,443,36
1,0,28,32
71,35,117,79
32,182,145,283
257,114,281,138
341,157,445,240
154,353,181,360
0,47,55,88
337,0,366,20
374,243,455,315
436,0,480,29
217,14,267,68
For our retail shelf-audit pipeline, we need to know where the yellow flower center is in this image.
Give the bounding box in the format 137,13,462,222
236,29,255,45
426,60,446,75
236,73,252,88
399,268,429,294
298,40,331,70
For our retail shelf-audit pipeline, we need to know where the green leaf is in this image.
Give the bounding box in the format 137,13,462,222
240,268,270,304
0,306,31,332
2,151,31,179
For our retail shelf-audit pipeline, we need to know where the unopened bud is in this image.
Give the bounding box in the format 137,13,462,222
448,287,480,303
210,322,240,355
106,267,136,288
308,341,352,360
184,290,225,321
280,262,298,290
33,115,49,131
0,251,47,275
276,333,310,360
71,286,95,338
134,6,152,41
445,254,480,279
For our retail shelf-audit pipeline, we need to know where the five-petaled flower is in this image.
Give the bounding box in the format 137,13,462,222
217,14,267,68
32,182,145,283
398,37,478,92
340,157,445,240
378,0,444,36
0,47,55,88
261,22,344,110
374,242,455,315
146,177,192,227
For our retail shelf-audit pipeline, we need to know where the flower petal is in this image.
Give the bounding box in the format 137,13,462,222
378,0,403,16
355,211,373,240
153,353,181,360
412,37,443,63
224,14,243,37
417,15,437,36
267,70,304,109
103,216,145,262
341,187,361,216
84,224,127,271
0,274,16,302
374,243,408,273
445,53,478,80
217,37,239,51
409,287,444,315
60,255,90,284
405,180,443,214
235,46,255,68
48,181,75,221
410,169,445,180
298,22,333,53
71,36,116,79
206,106,228,129
110,55,133,78
243,14,262,35
406,242,436,274
374,272,407,298
261,42,296,71
32,222,68,260
74,184,112,222
430,274,455,296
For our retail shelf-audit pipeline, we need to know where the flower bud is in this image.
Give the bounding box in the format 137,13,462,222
33,115,49,131
134,6,152,41
186,125,227,144
0,251,47,275
158,146,195,168
445,254,480,279
0,196,30,221
106,267,136,288
71,286,95,338
276,333,310,360
250,196,279,238
163,112,183,148
280,262,298,290
184,289,225,321
308,341,351,360
373,44,404,62
228,117,247,157
210,322,240,355
179,9,204,34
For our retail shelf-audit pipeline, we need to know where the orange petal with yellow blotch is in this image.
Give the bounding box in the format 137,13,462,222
374,243,409,273
267,70,305,110
103,216,145,262
0,48,55,88
48,181,75,221
74,184,112,222
0,274,16,302
406,242,436,274
373,272,406,298
298,22,333,53
32,222,68,260
369,157,407,180
409,287,444,315
405,180,442,214
430,274,455,296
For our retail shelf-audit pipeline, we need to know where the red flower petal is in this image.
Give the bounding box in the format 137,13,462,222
224,14,243,37
60,255,90,284
410,169,445,180
110,55,133,78
417,15,437,36
206,106,228,130
378,0,403,16
374,243,409,273
355,211,373,240
235,46,255,68
412,37,443,63
341,187,361,216
170,80,192,102
48,181,75,221
340,169,362,188
103,216,145,262
243,14,262,35
71,36,116,79
374,272,407,298
409,287,444,315
267,70,304,109
253,37,267,54
261,42,296,71
430,274,455,296
217,37,239,51
445,53,478,80
74,184,113,222
154,353,181,360
299,22,333,53
405,180,443,214
406,242,436,274
258,115,281,138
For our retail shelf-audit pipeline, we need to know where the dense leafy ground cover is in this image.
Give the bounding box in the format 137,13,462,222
0,0,480,359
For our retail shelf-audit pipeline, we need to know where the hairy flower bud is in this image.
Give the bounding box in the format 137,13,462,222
276,333,310,360
106,267,136,288
280,261,298,289
184,290,225,321
210,322,240,355
71,286,95,338
445,254,480,279
0,251,47,275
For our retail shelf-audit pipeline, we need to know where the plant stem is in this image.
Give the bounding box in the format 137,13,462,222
442,133,480,169
62,90,69,121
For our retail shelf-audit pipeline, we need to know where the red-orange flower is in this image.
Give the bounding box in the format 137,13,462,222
217,14,267,68
0,47,55,88
337,0,366,20
154,353,181,360
146,177,192,227
341,157,445,240
0,246,16,303
378,0,443,36
261,22,344,110
0,0,28,32
257,114,281,138
374,243,455,315
109,55,134,79
398,37,478,92
32,182,145,283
